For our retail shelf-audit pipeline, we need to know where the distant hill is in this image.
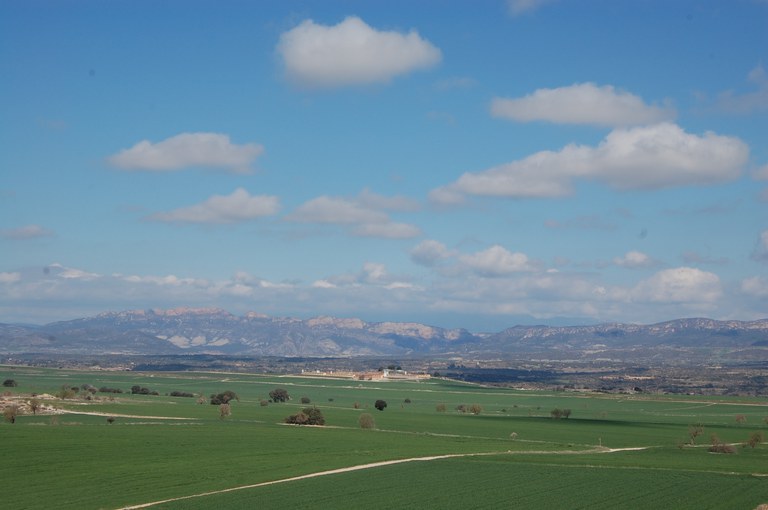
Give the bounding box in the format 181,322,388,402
1,307,766,361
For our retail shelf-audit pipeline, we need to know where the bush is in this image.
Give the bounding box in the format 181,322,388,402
2,379,17,387
131,385,152,395
106,417,115,424
3,405,19,423
709,442,737,454
269,388,290,403
300,396,311,404
219,403,231,419
170,391,195,398
259,399,269,407
359,413,375,429
403,398,412,404
285,406,325,426
436,403,446,412
469,404,482,415
98,387,123,394
456,404,467,413
210,390,239,405
747,431,764,448
374,399,387,411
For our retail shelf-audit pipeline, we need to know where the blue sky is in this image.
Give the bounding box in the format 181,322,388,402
1,0,766,330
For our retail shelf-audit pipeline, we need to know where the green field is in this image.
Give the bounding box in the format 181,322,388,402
1,365,767,509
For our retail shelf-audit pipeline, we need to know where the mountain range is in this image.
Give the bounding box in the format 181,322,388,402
1,307,767,361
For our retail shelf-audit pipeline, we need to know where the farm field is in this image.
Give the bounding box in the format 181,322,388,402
1,365,767,509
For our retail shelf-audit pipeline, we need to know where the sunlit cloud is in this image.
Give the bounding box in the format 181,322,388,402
277,16,441,88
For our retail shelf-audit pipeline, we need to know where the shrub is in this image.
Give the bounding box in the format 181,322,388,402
98,387,123,394
709,442,737,454
403,398,412,404
300,396,311,404
469,404,482,415
562,409,572,419
456,404,467,413
28,399,41,415
436,403,446,412
551,408,564,419
374,399,387,411
259,399,269,407
353,402,360,409
285,406,325,426
131,385,152,395
106,417,115,424
2,379,17,387
736,414,747,424
269,388,290,403
170,391,195,398
747,431,764,448
219,403,231,419
359,413,375,429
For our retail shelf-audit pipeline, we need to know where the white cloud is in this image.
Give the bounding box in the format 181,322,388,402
352,222,421,239
754,164,768,181
460,245,534,276
288,192,421,239
410,240,452,266
277,16,441,88
632,267,722,303
48,263,101,281
108,133,264,173
431,123,748,201
0,272,21,284
613,251,656,269
507,0,557,16
491,83,674,127
740,276,768,298
1,224,54,240
752,230,768,262
149,188,280,224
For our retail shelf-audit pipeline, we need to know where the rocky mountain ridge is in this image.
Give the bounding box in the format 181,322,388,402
1,308,767,359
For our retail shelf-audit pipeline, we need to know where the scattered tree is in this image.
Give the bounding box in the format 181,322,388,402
562,409,572,419
509,432,518,440
403,398,412,404
170,391,195,398
57,385,76,400
353,402,361,409
688,423,704,445
359,413,375,429
3,405,19,424
469,404,483,415
436,403,446,412
28,399,41,415
106,416,116,424
210,390,239,405
259,399,269,407
551,408,564,419
300,396,311,404
746,431,764,448
3,379,18,387
219,403,231,419
269,388,290,403
374,399,387,411
285,406,325,426
131,385,158,396
736,414,747,425
99,387,123,394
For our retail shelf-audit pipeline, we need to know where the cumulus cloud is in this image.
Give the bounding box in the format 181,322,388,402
148,188,280,224
491,83,674,127
752,230,768,262
1,224,54,240
288,192,421,239
507,0,557,16
410,240,452,266
108,133,264,173
431,123,748,202
460,245,534,276
613,251,656,269
277,16,441,88
632,267,722,303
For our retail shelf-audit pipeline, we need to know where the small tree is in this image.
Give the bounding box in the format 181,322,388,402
359,413,375,429
469,404,482,415
210,390,239,405
736,414,747,425
688,423,704,445
436,403,446,412
269,388,290,403
219,403,231,419
747,431,764,448
300,396,311,404
3,405,19,424
106,416,116,424
28,399,41,415
285,406,325,425
562,409,572,419
551,408,564,419
259,399,269,407
2,379,17,387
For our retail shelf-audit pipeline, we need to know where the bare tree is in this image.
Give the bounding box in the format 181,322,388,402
359,413,375,429
28,399,41,415
688,423,704,445
3,405,20,424
736,414,747,425
219,403,231,419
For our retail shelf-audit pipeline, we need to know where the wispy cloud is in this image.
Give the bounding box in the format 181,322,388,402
431,123,748,202
715,64,768,114
277,16,441,88
1,224,54,240
491,83,674,127
288,191,421,239
108,133,264,174
507,0,557,16
148,188,280,224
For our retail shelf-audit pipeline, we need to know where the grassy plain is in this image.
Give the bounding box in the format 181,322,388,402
1,365,767,509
